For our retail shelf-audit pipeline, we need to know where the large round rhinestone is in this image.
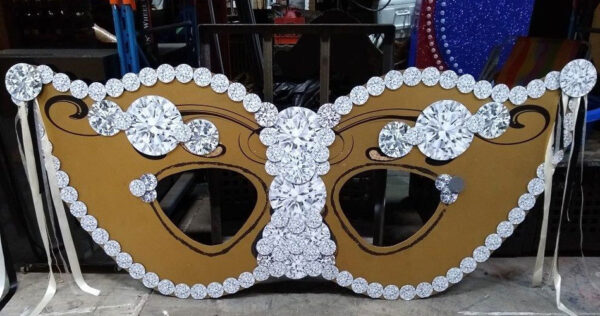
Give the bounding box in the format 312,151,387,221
125,96,183,156
416,100,474,160
88,100,124,136
269,176,326,213
5,63,42,101
274,107,320,156
378,121,413,158
475,102,510,139
184,119,219,155
559,59,597,98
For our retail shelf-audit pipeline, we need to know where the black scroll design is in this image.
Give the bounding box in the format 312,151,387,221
479,104,551,145
44,95,96,136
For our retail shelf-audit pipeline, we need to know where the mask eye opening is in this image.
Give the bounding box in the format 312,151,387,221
339,168,439,247
157,168,258,246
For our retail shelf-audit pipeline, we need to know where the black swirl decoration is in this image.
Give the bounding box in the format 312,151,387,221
44,95,95,137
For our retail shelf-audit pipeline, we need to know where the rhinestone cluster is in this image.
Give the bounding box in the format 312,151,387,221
378,100,510,161
129,173,158,203
255,106,337,281
434,174,460,205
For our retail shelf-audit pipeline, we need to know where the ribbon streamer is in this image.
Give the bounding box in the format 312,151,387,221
33,103,100,297
16,104,57,316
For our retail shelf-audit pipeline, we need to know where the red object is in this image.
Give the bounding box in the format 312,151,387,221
415,0,445,70
274,9,305,45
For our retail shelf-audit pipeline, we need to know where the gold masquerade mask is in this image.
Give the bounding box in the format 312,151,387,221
4,60,596,300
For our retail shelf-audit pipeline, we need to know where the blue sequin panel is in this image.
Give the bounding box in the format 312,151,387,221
435,0,535,77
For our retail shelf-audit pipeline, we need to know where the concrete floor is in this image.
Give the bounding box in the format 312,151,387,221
2,257,599,315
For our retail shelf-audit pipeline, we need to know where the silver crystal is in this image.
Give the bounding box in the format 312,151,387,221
143,272,159,288
104,240,121,257
473,246,490,262
460,257,476,273
421,67,440,86
317,104,340,129
175,64,193,83
446,267,463,284
527,178,545,195
255,102,278,127
158,279,175,295
366,76,385,96
416,282,433,298
518,193,536,210
336,271,353,287
508,207,526,225
384,70,403,90
497,221,514,238
559,59,597,97
141,190,157,203
139,67,158,86
399,285,416,300
432,276,448,292
350,86,369,105
105,78,124,98
116,252,133,268
55,170,69,188
367,282,384,298
210,74,229,93
439,70,458,89
191,284,207,299
243,93,262,113
157,64,175,83
174,283,191,298
456,74,475,93
475,102,510,139
184,119,219,155
383,285,400,300
52,73,71,93
485,233,502,250
60,186,78,203
122,73,140,92
403,67,422,86
269,176,326,213
69,201,87,218
128,263,145,279
491,84,510,103
88,82,106,101
37,65,54,84
91,228,109,245
88,100,123,136
509,86,527,105
69,79,88,99
473,80,492,99
378,121,412,158
333,96,352,115
125,96,183,156
193,68,212,87
80,215,97,232
544,71,561,90
416,100,473,160
129,179,146,197
227,82,246,102
526,79,546,99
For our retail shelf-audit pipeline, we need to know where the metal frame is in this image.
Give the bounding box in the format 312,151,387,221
198,23,395,104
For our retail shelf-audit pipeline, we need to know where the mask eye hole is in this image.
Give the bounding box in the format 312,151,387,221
157,169,257,245
339,169,439,247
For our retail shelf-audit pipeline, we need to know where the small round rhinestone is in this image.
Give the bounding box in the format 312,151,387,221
55,170,69,188
491,84,510,103
158,279,175,295
243,93,262,112
52,73,71,92
238,272,255,288
210,74,229,93
104,240,121,257
92,228,108,245
37,65,54,84
139,67,158,86
432,276,448,292
157,64,176,83
80,215,97,232
446,267,463,284
509,207,526,225
116,252,133,268
416,282,433,298
122,73,140,91
544,71,560,90
129,179,146,197
333,96,352,115
174,283,191,299
350,86,369,105
399,285,416,300
403,67,422,86
105,78,124,98
366,76,385,96
485,233,502,250
142,272,159,288
175,64,193,83
384,70,403,90
509,86,528,105
207,282,224,298
336,271,353,287
69,201,87,218
421,67,440,86
69,80,88,99
473,81,492,99
473,246,490,262
88,82,106,101
367,282,384,298
528,178,545,195
456,74,475,93
460,257,477,273
439,70,458,89
526,79,546,99
193,68,212,87
128,263,145,279
60,186,78,203
518,193,536,210
497,221,514,238
227,82,247,102
190,284,207,299
383,285,400,300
